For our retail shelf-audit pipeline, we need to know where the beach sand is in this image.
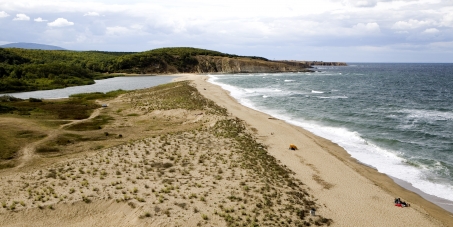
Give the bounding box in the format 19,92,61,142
0,74,451,226
175,74,453,226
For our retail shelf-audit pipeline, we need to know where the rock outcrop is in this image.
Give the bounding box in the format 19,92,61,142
308,61,347,66
277,60,347,67
194,56,312,73
125,56,346,75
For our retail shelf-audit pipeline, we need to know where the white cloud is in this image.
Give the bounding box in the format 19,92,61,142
48,18,74,27
0,11,9,18
423,28,439,33
76,35,87,42
353,22,381,33
13,13,30,21
341,0,395,7
0,0,451,61
84,12,99,16
343,0,379,7
440,12,453,27
391,19,434,30
106,26,130,36
34,17,47,22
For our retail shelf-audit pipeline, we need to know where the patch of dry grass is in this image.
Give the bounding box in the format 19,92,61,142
0,82,332,226
0,123,47,168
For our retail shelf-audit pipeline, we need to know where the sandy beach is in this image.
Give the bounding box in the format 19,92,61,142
0,73,451,226
175,74,453,226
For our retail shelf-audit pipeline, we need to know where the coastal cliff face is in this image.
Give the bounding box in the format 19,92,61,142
126,56,347,75
194,56,312,73
277,60,347,67
308,61,347,66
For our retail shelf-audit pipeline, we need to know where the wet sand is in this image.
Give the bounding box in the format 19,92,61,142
0,74,451,226
174,74,453,226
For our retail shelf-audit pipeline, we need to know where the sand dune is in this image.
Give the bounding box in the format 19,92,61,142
0,75,451,226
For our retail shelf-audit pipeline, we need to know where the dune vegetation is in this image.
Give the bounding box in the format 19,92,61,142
0,81,333,226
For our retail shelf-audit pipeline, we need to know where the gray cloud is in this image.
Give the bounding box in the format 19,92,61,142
0,0,451,62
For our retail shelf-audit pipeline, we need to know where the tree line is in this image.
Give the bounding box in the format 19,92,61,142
0,47,268,93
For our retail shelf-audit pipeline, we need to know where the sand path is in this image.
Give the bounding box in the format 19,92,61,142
15,106,103,169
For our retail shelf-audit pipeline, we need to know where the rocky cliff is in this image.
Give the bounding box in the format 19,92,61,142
122,55,347,75
194,56,312,73
308,61,347,66
277,60,347,67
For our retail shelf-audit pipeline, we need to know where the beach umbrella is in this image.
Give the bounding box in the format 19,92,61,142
289,144,298,150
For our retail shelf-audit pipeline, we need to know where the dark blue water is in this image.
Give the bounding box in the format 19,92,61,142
208,63,453,203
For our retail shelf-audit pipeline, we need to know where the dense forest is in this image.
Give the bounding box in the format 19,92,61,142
0,48,128,92
0,47,268,93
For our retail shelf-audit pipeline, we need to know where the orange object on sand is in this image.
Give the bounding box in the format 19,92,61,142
289,144,298,150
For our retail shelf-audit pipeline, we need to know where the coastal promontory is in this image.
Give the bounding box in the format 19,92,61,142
0,47,345,93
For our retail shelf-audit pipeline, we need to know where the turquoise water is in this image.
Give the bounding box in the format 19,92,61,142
208,63,453,206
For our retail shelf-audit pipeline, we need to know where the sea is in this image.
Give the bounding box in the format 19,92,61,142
207,63,453,212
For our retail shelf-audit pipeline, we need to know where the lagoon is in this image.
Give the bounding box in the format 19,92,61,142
1,75,177,99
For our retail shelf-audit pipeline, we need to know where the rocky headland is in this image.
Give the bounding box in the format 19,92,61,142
1,47,347,93
276,60,347,67
193,56,313,73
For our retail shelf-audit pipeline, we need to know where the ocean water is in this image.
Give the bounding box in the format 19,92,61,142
207,63,453,206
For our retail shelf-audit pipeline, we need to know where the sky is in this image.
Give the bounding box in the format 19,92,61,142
0,0,452,62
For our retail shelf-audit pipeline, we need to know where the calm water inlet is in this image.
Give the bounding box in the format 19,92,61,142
2,75,176,99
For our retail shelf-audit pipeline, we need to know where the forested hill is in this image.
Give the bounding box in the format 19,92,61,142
0,47,310,93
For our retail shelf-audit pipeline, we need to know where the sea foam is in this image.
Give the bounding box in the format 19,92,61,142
208,73,453,202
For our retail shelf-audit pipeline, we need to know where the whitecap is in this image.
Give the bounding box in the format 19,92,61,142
399,109,453,121
206,73,453,202
330,96,348,99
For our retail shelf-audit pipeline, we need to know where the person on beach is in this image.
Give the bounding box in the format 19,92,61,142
310,208,316,216
394,198,409,207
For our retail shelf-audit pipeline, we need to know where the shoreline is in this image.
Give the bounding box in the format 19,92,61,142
173,74,453,226
0,72,451,226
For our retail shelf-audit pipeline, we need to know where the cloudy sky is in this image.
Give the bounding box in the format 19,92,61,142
0,0,452,62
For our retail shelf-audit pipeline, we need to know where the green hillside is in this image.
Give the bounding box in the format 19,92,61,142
0,47,269,93
0,47,267,93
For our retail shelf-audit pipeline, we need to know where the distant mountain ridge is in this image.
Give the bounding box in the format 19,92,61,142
0,42,65,50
